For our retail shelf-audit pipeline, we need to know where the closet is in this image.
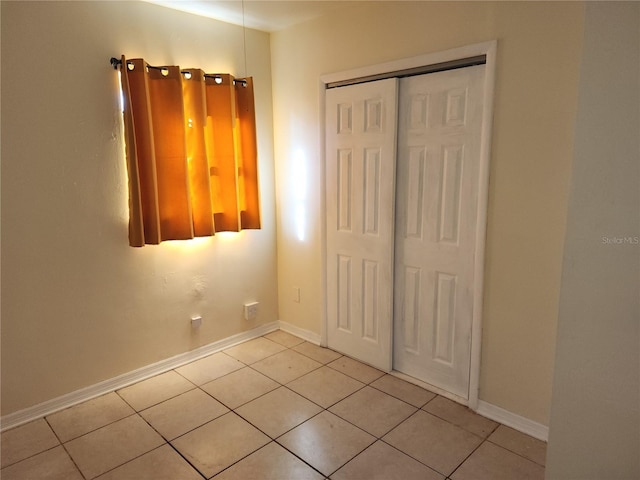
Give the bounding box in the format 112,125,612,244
325,64,486,400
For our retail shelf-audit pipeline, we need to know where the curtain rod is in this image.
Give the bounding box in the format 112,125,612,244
110,57,248,86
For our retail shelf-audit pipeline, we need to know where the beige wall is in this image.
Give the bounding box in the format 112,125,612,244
271,1,584,425
1,1,277,415
546,3,640,478
1,0,601,432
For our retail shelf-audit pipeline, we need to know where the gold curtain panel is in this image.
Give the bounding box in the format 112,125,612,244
118,55,261,247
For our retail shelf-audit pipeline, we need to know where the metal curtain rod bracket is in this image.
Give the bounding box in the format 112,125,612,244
204,74,248,87
109,57,247,86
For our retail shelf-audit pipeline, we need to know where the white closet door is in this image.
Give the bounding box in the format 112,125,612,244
393,65,485,398
326,78,398,371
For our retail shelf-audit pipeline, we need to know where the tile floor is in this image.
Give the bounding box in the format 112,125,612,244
0,330,547,479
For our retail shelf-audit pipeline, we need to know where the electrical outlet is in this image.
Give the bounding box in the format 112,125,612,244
244,302,259,321
191,315,202,328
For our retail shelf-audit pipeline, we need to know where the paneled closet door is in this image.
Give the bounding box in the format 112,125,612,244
393,65,485,399
326,78,398,371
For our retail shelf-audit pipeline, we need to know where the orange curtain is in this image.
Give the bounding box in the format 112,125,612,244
119,55,261,247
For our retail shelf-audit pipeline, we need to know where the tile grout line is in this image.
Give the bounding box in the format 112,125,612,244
44,415,88,480
268,407,373,480
447,436,487,479
73,412,165,480
325,435,377,479
89,444,186,480
2,331,546,479
222,335,292,365
193,410,317,479
158,339,327,479
268,437,330,479
367,382,435,409
0,416,87,478
210,340,330,479
374,407,468,478
190,336,474,479
281,372,368,410
375,439,445,479
240,337,379,479
484,436,547,468
117,371,199,411
162,442,207,480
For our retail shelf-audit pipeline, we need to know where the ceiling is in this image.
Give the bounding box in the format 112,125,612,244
144,0,365,32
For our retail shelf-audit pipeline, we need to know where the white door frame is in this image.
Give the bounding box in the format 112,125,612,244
319,40,497,411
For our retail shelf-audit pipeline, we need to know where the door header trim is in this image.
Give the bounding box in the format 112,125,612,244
321,40,496,87
325,55,486,89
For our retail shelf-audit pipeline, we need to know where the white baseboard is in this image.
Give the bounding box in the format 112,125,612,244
476,400,549,441
277,320,321,345
0,321,280,432
3,320,546,444
388,373,548,442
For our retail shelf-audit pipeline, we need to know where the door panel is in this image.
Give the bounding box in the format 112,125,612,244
326,78,398,371
393,65,485,398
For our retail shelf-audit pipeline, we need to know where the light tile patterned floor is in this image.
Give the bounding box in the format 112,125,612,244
0,330,547,479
